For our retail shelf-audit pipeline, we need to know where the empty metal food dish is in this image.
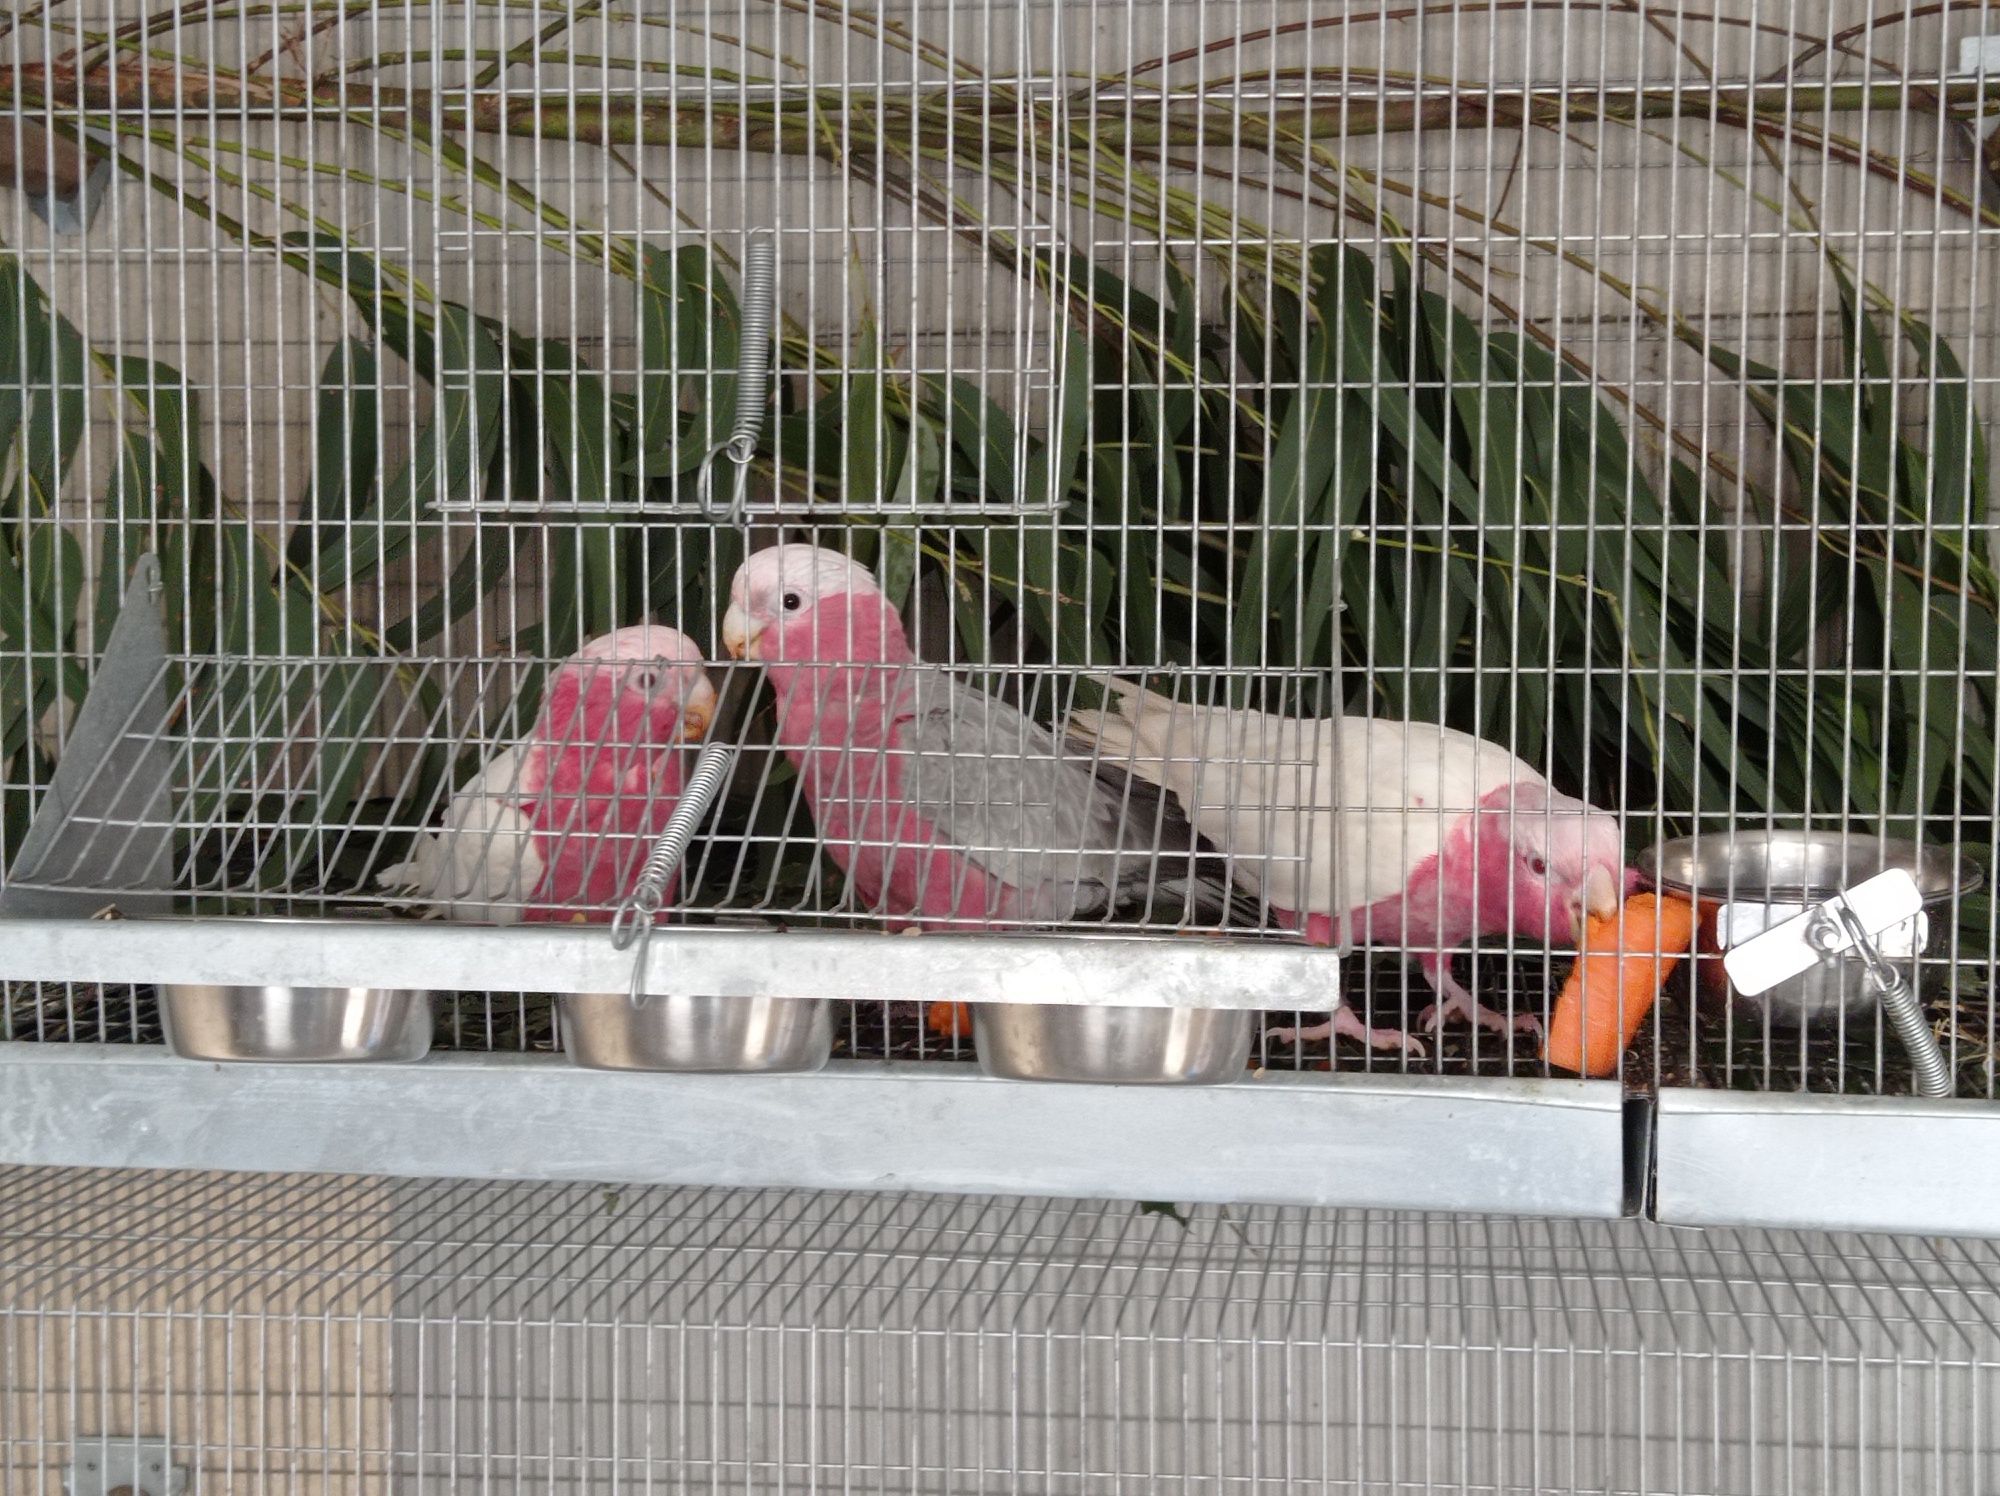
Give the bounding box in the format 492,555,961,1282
974,1003,1253,1085
160,984,435,1062
560,993,833,1073
1644,831,1981,1027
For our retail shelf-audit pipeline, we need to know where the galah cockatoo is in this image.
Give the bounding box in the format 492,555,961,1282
719,544,1235,929
1066,679,1634,1051
377,625,716,923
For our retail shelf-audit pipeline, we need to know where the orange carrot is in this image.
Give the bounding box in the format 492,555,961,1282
927,1000,973,1038
1543,892,1698,1077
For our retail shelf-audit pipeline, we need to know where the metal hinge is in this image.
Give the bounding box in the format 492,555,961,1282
65,1438,186,1496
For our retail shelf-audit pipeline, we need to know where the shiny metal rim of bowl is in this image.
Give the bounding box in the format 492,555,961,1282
1644,830,1983,907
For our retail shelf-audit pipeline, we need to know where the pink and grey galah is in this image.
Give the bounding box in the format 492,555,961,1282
1065,678,1636,1053
377,625,717,923
720,544,1237,929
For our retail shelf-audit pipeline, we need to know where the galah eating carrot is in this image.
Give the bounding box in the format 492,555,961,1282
377,625,716,923
1066,678,1635,1052
719,544,1237,930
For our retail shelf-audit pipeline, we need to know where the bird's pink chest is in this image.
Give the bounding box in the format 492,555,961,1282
771,671,1013,929
1325,800,1533,950
516,740,684,920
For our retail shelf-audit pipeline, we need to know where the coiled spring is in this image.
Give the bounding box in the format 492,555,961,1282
609,227,775,1001
702,229,777,520
1811,900,1953,1098
608,738,741,1002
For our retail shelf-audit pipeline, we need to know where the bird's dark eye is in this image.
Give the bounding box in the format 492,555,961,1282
1528,854,1548,877
781,591,803,612
631,668,659,693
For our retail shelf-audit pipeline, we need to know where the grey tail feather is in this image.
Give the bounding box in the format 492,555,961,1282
1151,871,1266,928
1095,758,1264,928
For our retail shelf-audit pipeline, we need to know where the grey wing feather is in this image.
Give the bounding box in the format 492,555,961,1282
897,675,1138,921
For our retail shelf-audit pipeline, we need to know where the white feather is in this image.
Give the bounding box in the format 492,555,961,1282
375,744,543,924
1066,681,1538,916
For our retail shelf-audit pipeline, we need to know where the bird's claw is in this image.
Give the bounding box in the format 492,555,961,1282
1267,1007,1426,1058
1418,994,1542,1040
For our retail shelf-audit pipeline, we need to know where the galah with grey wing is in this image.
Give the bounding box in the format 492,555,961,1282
719,544,1236,930
377,625,716,923
1066,678,1635,1051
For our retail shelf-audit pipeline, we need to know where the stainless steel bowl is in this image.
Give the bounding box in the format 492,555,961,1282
973,1003,1253,1085
560,993,832,1073
1645,831,1982,1027
160,985,434,1062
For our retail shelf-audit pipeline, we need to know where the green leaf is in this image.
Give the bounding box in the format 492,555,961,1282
218,524,317,658
24,523,83,646
923,373,1020,506
0,258,26,462
638,244,699,462
539,348,628,508
1900,308,1988,550
288,339,379,568
1829,263,1898,512
581,524,619,635
96,432,158,643
0,528,30,645
293,661,393,875
437,302,509,508
1009,527,1113,665
878,526,920,613
312,308,503,590
0,256,89,516
1230,287,1342,671
1025,331,1093,511
0,523,87,746
280,231,434,374
688,265,747,473
311,420,436,591
893,412,943,511
842,327,906,507
380,530,519,653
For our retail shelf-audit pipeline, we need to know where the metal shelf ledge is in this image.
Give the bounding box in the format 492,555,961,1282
0,1047,1626,1217
0,917,1324,1010
1655,1088,2000,1236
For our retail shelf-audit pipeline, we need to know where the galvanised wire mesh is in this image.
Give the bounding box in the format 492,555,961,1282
0,0,1995,1094
3,1165,1999,1493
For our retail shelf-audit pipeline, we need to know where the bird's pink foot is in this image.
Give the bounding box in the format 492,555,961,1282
1267,1006,1427,1057
1416,956,1542,1038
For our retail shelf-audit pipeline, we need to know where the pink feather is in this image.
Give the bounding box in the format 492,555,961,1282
519,642,703,920
761,592,1020,928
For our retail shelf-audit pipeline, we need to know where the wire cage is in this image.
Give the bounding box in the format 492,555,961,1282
4,1165,2000,1495
0,0,1998,1228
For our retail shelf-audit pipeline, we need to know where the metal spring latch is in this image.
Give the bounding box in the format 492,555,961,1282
700,227,777,525
607,228,777,1003
1722,867,1952,1098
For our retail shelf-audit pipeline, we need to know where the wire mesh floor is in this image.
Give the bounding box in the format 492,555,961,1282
2,1165,1996,1495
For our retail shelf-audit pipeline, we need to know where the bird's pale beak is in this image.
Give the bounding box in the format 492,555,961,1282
679,694,714,743
1583,865,1621,922
720,603,754,661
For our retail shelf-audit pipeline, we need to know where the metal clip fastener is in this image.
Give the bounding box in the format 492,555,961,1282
1723,869,1950,1098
